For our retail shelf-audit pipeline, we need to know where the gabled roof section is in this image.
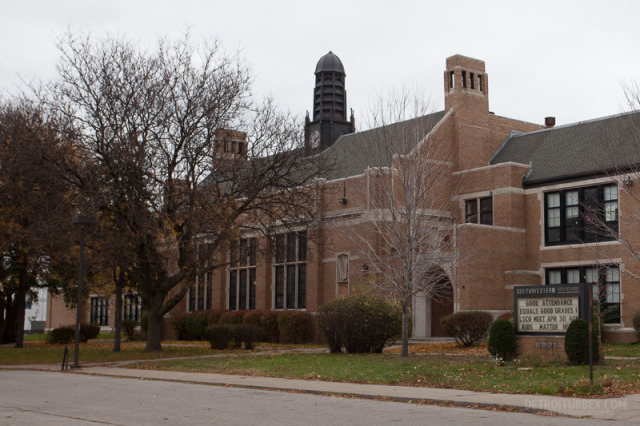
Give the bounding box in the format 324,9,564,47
319,111,446,180
490,111,640,186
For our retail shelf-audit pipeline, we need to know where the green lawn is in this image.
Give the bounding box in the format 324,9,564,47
0,342,211,365
4,340,639,397
603,343,640,357
129,352,640,397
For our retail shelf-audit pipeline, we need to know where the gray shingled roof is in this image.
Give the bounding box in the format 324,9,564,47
490,111,640,186
319,111,446,180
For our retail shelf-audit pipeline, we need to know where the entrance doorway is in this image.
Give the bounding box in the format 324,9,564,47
412,271,453,338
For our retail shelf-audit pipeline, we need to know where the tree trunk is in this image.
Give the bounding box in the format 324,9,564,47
401,299,410,358
113,278,123,352
0,296,16,344
13,286,26,349
0,294,5,333
144,310,163,352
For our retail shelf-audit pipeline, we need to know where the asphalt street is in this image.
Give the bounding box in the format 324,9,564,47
0,370,627,425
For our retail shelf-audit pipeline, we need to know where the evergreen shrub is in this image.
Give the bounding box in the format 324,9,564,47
564,318,600,365
487,319,517,361
634,310,640,342
440,311,493,347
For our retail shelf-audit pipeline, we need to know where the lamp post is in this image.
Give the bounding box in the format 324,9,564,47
71,215,96,369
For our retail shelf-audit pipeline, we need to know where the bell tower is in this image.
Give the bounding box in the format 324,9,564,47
444,55,491,171
304,51,355,155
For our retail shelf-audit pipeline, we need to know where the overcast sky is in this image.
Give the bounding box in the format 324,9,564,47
1,0,639,128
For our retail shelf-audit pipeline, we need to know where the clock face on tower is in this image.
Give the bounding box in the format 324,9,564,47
310,130,320,149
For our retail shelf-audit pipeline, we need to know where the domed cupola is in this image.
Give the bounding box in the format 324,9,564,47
313,51,347,123
314,51,345,74
305,51,355,155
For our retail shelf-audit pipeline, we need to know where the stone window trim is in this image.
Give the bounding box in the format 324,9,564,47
123,294,142,322
272,231,307,310
89,296,109,326
189,268,213,312
228,237,257,311
464,196,493,225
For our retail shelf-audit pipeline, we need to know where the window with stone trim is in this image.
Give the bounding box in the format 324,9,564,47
546,265,621,324
123,294,142,322
189,253,214,312
273,231,307,310
465,197,492,225
544,183,618,246
90,297,109,326
228,238,256,311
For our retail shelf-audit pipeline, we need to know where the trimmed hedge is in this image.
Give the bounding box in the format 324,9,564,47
219,310,246,325
317,294,402,353
634,310,640,343
277,311,314,344
440,311,493,347
487,319,517,361
48,323,100,344
232,324,259,350
260,312,279,343
205,324,259,350
185,310,224,340
49,326,75,344
170,312,190,340
206,324,233,350
81,323,100,341
565,318,600,365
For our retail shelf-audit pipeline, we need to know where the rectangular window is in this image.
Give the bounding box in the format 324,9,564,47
449,70,454,88
123,295,142,322
544,183,618,246
465,199,477,223
189,258,213,312
480,197,493,225
228,237,257,310
465,197,492,225
273,231,307,310
477,74,483,92
462,71,467,88
545,265,621,324
470,72,475,89
90,297,109,326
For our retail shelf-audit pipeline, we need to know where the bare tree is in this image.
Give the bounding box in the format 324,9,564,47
44,32,323,351
345,90,460,357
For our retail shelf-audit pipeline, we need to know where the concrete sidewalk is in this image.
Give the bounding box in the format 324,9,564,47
67,365,638,422
3,352,640,422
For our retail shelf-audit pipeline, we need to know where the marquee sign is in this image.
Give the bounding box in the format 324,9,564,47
513,284,589,335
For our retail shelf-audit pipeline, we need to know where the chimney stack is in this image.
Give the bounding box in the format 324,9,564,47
545,117,556,128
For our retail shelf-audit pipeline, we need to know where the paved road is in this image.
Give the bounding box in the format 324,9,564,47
0,370,627,425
